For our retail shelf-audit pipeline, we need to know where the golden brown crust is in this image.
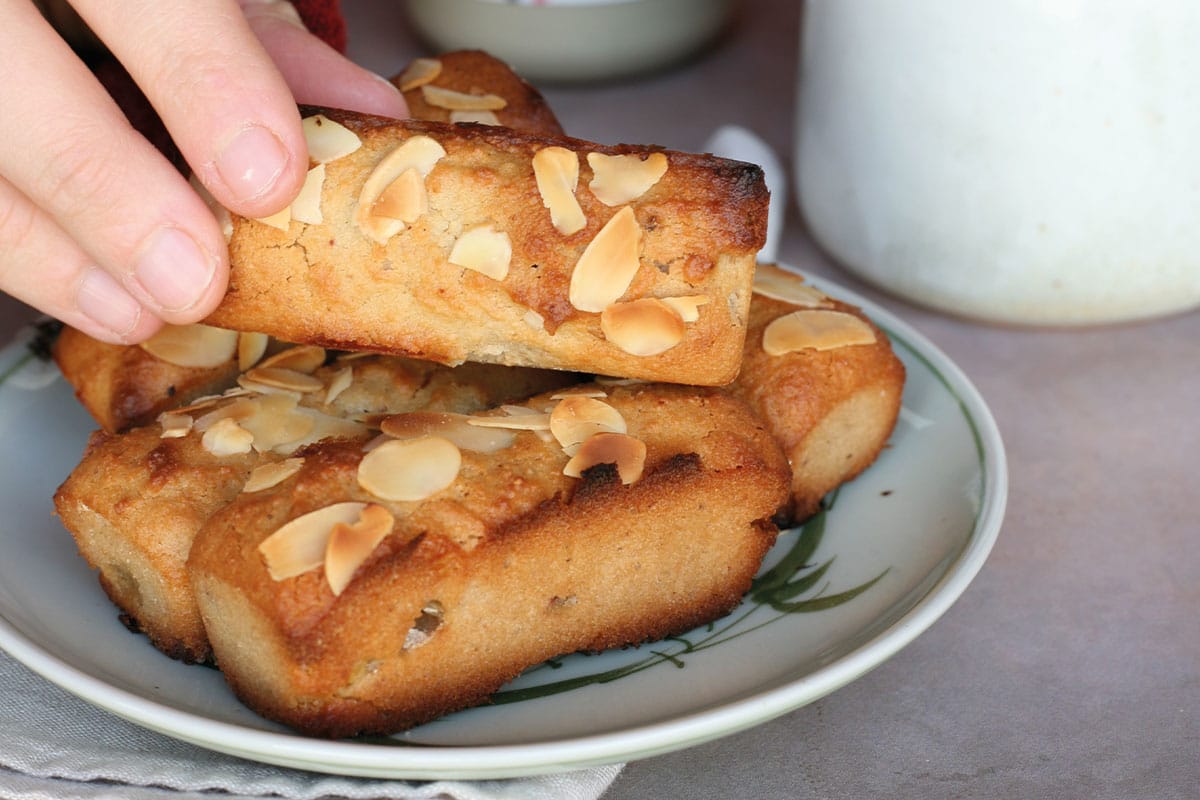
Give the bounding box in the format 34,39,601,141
394,50,566,137
52,326,241,433
188,384,790,737
53,51,573,435
53,353,579,663
729,265,906,521
206,109,768,385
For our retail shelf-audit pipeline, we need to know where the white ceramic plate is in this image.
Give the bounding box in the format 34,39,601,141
0,272,1006,780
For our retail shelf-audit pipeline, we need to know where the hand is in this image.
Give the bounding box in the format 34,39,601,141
0,0,408,344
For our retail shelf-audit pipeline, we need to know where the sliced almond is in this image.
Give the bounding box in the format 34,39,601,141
140,324,238,368
357,136,446,244
568,206,642,313
357,436,462,502
202,416,254,457
158,412,193,439
600,298,686,356
243,366,324,393
381,411,516,453
258,345,326,374
563,432,646,484
253,205,291,231
240,399,316,454
242,457,305,493
752,267,831,308
450,110,501,126
533,146,586,235
276,408,367,454
549,387,608,400
587,152,669,206
291,164,326,224
448,225,512,280
466,407,552,431
324,366,353,404
523,309,545,331
420,84,507,111
237,332,270,371
549,396,627,456
371,168,425,225
258,501,368,581
396,57,442,91
324,504,395,596
302,114,362,164
660,294,710,323
194,397,256,433
236,373,303,399
762,309,877,355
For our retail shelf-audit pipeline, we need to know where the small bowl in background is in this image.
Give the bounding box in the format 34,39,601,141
403,0,736,84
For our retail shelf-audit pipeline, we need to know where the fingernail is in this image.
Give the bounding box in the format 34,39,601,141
77,268,142,338
214,124,290,205
133,226,217,313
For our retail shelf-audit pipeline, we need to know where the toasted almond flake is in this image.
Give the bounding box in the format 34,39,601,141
448,225,512,280
140,324,238,368
420,84,507,111
243,458,305,493
291,164,325,224
549,396,627,456
302,114,362,163
563,432,646,484
202,416,254,456
237,332,270,371
752,267,831,308
372,167,427,224
403,601,445,650
587,152,669,206
550,387,608,400
253,205,291,231
241,402,316,453
357,436,462,501
194,398,256,432
325,504,395,595
258,345,326,374
243,366,325,393
188,174,232,240
450,110,501,126
236,374,303,398
568,206,642,313
762,309,877,355
533,146,586,235
600,298,686,356
660,294,710,323
357,136,446,244
158,412,193,439
325,366,353,404
523,309,545,331
171,395,222,414
278,408,367,454
258,501,368,581
466,409,552,431
382,411,516,453
397,57,442,91
335,351,377,362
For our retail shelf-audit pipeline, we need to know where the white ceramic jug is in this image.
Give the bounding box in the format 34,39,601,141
796,1,1200,325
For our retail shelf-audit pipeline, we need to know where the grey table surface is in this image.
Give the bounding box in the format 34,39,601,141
1,2,1195,798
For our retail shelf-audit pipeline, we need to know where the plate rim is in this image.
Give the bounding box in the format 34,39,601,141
0,270,1007,779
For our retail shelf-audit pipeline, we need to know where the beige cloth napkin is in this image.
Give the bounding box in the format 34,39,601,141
0,652,622,800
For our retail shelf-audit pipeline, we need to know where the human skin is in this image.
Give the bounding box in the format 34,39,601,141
0,0,408,344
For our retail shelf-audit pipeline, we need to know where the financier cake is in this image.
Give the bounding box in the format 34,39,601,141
185,382,791,737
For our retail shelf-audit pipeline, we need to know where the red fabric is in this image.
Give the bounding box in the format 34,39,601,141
293,0,346,53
